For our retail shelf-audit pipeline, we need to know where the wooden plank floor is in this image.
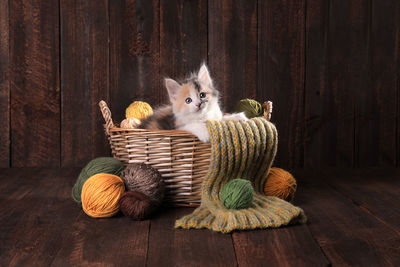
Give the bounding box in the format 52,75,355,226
0,168,399,266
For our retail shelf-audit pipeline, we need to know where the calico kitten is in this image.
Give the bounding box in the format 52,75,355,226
139,64,247,142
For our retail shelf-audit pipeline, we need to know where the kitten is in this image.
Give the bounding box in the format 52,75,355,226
139,64,247,142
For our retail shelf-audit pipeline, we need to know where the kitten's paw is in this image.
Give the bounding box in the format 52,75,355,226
195,131,210,143
180,123,210,143
223,112,248,121
236,112,248,121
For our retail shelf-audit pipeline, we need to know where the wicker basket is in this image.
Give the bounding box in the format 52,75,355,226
99,100,272,207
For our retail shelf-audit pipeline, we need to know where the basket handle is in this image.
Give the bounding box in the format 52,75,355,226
99,100,115,135
262,101,272,121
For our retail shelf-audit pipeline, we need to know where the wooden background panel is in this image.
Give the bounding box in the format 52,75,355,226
353,0,376,168
160,0,207,99
9,0,60,167
2,0,400,168
258,0,305,170
60,0,109,167
305,0,365,168
325,0,358,168
0,0,9,167
208,0,258,113
397,8,400,168
304,0,329,169
356,0,399,167
110,0,160,123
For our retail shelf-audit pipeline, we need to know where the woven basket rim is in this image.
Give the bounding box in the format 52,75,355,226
109,126,200,136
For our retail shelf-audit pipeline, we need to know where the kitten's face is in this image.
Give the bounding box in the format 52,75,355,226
165,64,219,117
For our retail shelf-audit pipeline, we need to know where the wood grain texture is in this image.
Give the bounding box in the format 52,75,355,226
304,0,331,168
208,0,257,112
393,1,400,168
160,0,207,101
296,175,400,266
305,0,361,168
110,0,161,123
0,0,10,167
53,215,149,266
0,168,80,266
9,0,60,167
0,168,23,194
3,1,400,168
328,170,400,232
2,168,400,264
60,0,110,167
258,0,305,169
233,226,330,266
0,168,150,266
354,0,399,167
147,208,237,267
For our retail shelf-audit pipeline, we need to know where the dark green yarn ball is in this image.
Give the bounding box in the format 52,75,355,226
220,179,254,210
233,99,264,119
72,157,125,205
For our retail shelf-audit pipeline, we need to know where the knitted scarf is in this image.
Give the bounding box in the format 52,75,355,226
175,118,306,233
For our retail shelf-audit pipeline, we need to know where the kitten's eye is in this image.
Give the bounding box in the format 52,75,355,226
199,92,206,98
185,97,192,104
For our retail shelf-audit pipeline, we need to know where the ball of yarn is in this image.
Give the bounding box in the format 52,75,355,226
81,173,125,218
220,179,254,210
120,117,141,129
263,167,297,201
126,101,153,120
233,99,264,119
120,163,165,205
119,191,155,220
72,157,125,205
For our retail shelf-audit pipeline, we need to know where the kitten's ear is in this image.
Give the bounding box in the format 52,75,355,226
198,64,212,86
165,78,181,102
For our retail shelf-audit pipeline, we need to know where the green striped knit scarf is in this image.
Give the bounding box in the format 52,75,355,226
175,118,307,233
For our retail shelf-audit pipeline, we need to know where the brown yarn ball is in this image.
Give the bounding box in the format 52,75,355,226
119,191,155,220
263,167,297,201
120,163,165,205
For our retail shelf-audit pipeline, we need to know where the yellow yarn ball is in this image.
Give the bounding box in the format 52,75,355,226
81,173,125,218
126,101,153,120
263,168,297,201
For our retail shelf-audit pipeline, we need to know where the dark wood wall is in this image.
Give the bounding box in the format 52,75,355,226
0,0,399,169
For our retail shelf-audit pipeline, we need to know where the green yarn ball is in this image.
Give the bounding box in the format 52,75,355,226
220,179,254,210
233,99,264,119
72,157,125,205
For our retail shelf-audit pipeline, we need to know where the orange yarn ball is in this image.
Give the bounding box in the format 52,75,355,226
81,173,125,218
263,168,297,201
